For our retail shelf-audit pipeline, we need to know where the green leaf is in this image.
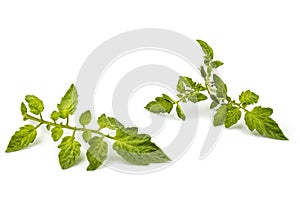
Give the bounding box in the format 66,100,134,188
86,136,108,171
197,40,214,62
213,74,227,98
176,78,185,93
97,114,108,129
21,102,27,117
210,95,219,104
187,92,207,103
25,95,44,115
194,83,206,91
225,107,242,128
176,76,197,93
207,65,213,78
79,110,92,126
6,125,37,152
82,130,92,143
113,128,170,165
115,127,139,139
239,90,259,107
244,106,288,140
200,66,207,78
46,124,51,131
145,98,173,114
180,76,195,88
57,84,78,119
176,104,186,120
97,114,124,130
50,111,60,121
58,136,81,169
210,101,218,109
213,105,227,126
210,60,224,68
162,94,175,104
51,126,64,142
176,76,196,93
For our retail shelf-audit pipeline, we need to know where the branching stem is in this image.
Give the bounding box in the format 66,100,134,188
25,114,115,140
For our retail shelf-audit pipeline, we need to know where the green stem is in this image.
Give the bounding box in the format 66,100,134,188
174,92,190,104
72,129,76,137
230,100,249,113
204,82,212,96
200,67,214,97
175,97,183,104
25,114,115,140
35,122,43,129
202,69,249,113
66,115,69,126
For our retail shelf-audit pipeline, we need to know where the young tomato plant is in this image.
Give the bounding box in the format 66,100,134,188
145,40,288,140
6,84,170,170
5,39,288,172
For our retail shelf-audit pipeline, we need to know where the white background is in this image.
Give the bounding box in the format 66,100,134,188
0,0,299,199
